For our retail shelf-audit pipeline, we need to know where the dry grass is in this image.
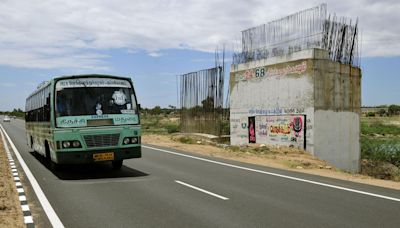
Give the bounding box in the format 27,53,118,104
0,139,24,228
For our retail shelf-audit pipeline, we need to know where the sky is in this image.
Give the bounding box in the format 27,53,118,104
0,0,399,111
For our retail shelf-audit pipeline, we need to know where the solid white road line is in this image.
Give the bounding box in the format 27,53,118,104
175,180,229,200
143,145,400,203
0,124,65,228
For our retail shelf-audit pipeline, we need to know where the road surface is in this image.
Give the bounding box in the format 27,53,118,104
1,118,400,228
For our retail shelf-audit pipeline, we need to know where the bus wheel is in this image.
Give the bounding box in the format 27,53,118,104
30,136,34,149
45,141,58,171
112,160,123,170
50,161,59,171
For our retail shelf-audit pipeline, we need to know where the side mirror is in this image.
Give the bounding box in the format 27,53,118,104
137,104,141,111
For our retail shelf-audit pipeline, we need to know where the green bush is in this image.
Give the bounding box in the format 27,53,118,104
179,136,195,144
221,120,230,135
165,124,179,133
361,137,400,167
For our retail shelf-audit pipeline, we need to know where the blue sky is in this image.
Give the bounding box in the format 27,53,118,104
361,57,400,106
0,49,229,110
0,0,399,110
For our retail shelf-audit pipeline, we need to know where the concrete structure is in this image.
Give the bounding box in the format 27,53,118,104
229,49,361,172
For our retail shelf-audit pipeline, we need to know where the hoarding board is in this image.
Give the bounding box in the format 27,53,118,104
255,115,305,149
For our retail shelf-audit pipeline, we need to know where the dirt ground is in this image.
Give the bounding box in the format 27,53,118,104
0,138,24,227
143,134,400,190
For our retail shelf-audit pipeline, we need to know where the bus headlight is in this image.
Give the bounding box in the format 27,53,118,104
62,141,71,148
131,137,138,144
61,140,82,148
123,138,131,145
123,137,139,145
72,141,81,148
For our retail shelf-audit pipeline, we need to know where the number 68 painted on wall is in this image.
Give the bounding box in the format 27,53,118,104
255,68,265,78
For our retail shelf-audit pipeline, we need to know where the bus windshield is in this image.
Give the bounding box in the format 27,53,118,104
55,78,137,117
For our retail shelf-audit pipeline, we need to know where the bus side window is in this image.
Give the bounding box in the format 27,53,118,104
45,96,50,121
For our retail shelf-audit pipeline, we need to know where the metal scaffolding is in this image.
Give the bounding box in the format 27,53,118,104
233,4,359,67
179,50,227,136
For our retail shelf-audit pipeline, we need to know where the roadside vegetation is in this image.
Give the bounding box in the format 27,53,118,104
360,116,400,181
0,108,25,119
141,106,180,134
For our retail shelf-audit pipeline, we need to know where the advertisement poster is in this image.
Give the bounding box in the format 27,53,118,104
248,116,256,143
255,115,305,149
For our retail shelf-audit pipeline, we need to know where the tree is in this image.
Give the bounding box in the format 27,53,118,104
376,105,388,108
378,109,386,117
151,106,162,115
388,105,400,116
201,97,214,111
9,108,25,118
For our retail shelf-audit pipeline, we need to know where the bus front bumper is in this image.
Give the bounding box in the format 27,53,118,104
55,146,141,164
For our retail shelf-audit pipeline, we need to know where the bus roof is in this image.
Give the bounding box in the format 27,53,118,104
27,74,132,99
53,74,131,82
26,81,51,100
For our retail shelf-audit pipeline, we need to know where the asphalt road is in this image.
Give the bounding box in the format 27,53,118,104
1,118,400,228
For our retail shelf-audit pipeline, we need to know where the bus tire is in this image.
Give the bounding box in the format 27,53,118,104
112,160,123,170
30,136,33,149
50,161,59,171
45,141,58,171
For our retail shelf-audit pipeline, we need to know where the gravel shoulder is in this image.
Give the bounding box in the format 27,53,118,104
0,136,24,227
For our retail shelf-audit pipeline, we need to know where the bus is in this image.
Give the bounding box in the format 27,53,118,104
25,75,141,170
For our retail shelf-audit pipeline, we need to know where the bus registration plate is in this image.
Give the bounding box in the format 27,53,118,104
93,152,114,161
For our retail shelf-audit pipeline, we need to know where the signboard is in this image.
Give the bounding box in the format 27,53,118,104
234,61,307,82
56,114,139,128
56,78,131,90
255,115,305,149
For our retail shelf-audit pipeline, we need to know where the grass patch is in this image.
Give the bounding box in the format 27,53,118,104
282,160,302,168
141,114,179,134
178,136,195,144
165,124,179,134
361,160,400,181
229,146,241,152
253,146,270,153
361,137,400,167
360,118,400,181
361,119,400,136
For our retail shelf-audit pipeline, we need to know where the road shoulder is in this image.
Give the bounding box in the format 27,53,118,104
0,129,25,227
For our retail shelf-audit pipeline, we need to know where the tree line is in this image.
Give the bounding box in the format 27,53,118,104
1,104,399,118
0,108,25,118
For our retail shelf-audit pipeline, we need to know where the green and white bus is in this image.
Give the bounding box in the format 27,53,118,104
25,75,141,169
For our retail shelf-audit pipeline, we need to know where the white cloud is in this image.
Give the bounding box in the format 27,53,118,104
148,51,163,57
0,0,398,70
